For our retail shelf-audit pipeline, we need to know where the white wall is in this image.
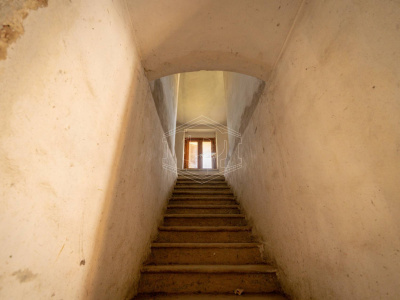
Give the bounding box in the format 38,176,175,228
226,0,400,299
0,0,176,299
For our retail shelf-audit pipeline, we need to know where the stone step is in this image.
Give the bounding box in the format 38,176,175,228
177,175,225,179
169,198,237,205
176,179,226,184
163,214,247,226
173,190,233,195
174,185,230,190
167,204,240,214
156,226,254,243
134,293,287,300
175,184,229,189
146,243,263,265
169,195,237,205
176,181,229,185
172,195,236,200
138,265,279,294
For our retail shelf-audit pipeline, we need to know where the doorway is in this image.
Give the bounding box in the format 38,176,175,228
184,138,216,169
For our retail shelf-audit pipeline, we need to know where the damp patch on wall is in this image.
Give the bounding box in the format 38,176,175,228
0,0,48,60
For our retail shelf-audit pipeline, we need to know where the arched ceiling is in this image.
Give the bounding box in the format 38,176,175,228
127,0,304,81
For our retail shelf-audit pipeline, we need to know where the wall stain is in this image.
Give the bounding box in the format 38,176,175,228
238,81,266,135
149,77,177,152
0,0,48,60
55,244,65,261
12,269,37,283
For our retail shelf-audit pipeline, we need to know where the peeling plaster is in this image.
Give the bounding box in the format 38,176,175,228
0,0,48,60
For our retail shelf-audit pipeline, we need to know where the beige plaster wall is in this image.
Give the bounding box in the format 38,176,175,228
175,130,185,169
223,72,265,160
177,71,227,125
0,0,175,299
226,0,400,299
149,74,180,153
0,0,48,60
126,0,304,81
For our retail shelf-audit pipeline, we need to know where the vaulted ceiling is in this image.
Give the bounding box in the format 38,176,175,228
127,0,304,81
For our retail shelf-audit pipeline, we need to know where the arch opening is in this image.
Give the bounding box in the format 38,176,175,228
149,70,266,175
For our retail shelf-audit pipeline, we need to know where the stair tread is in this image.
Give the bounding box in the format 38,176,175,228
175,186,230,188
164,214,245,218
152,242,260,248
177,176,225,179
142,264,277,273
177,180,225,182
167,204,239,208
174,188,232,194
134,293,287,300
138,179,279,295
176,177,226,183
176,181,227,184
159,226,251,231
171,196,236,199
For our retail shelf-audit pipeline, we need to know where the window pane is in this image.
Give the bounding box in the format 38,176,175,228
188,141,198,168
202,141,212,169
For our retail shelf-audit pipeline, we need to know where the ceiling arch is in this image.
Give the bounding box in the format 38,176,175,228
126,0,304,81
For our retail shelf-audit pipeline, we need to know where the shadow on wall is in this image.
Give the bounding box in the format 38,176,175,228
83,65,176,299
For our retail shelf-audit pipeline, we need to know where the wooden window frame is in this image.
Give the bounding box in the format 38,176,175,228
184,138,216,169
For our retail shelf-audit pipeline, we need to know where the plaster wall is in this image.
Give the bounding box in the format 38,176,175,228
223,72,265,159
149,74,179,153
0,1,175,299
0,0,48,60
175,130,185,169
177,71,226,125
226,0,400,299
127,0,303,81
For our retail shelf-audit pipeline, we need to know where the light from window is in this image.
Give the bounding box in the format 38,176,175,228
202,141,212,169
188,141,198,168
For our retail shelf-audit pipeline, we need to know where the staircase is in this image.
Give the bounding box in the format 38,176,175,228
135,175,285,299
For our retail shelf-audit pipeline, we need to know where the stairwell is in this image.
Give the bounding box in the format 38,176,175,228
135,175,286,299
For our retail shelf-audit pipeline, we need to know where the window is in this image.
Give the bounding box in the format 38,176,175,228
184,138,216,169
188,141,198,168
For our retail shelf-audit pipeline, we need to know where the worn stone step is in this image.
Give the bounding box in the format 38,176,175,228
170,196,236,203
173,190,233,195
177,175,225,179
134,293,287,300
169,198,237,205
172,195,236,200
174,185,230,189
156,226,254,243
175,184,229,188
163,214,247,226
138,265,279,294
176,179,226,184
167,204,240,214
146,243,263,265
176,181,229,186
